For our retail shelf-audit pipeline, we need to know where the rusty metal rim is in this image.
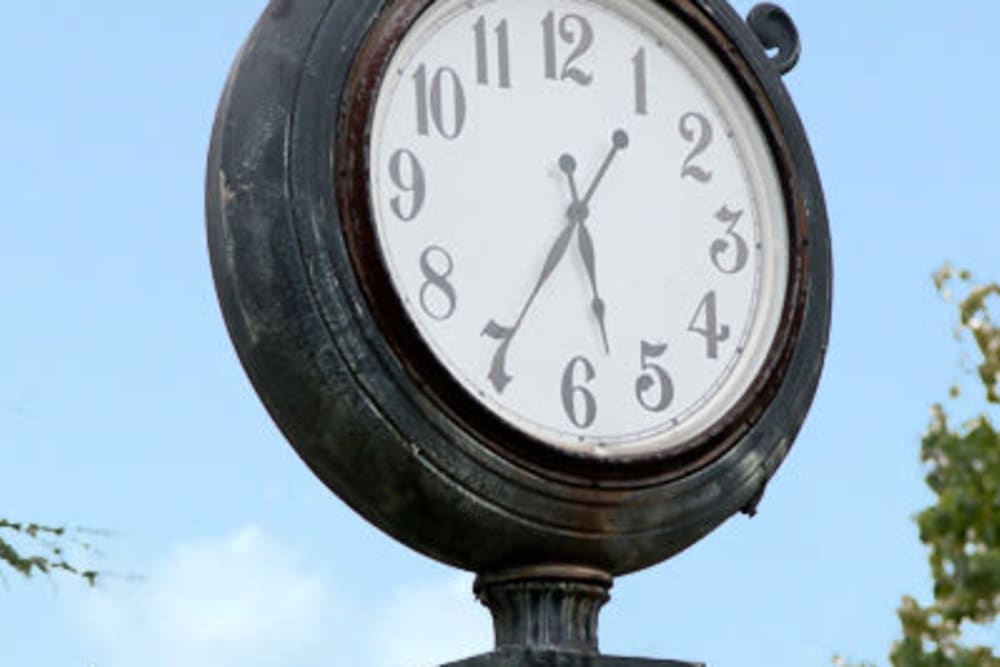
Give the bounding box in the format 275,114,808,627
336,0,810,484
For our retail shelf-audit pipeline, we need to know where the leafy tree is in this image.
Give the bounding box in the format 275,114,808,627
0,519,98,586
839,267,1000,667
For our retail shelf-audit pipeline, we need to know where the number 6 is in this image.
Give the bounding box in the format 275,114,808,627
561,356,597,428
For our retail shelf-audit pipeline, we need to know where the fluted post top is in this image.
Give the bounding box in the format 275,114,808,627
475,565,614,654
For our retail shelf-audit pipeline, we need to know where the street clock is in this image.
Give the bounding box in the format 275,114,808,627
207,0,828,662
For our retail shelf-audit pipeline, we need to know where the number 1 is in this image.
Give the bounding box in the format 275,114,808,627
633,47,647,115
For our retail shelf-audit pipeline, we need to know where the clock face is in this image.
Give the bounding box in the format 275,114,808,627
364,0,790,459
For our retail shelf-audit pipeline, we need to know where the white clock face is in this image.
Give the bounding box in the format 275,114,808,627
365,0,789,458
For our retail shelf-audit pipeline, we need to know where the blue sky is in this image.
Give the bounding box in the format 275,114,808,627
2,1,998,665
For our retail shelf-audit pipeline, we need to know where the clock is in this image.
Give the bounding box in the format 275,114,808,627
342,0,791,462
207,0,829,576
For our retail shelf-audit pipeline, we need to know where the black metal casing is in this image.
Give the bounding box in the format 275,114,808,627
206,0,830,581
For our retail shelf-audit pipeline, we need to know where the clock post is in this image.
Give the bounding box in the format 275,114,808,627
206,0,828,665
445,566,704,666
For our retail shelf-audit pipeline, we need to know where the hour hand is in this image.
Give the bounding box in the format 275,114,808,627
576,221,610,354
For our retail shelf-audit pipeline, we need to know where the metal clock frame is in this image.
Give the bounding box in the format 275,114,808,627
206,0,830,577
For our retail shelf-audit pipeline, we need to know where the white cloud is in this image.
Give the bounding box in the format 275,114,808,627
366,573,493,667
68,525,493,667
74,525,338,667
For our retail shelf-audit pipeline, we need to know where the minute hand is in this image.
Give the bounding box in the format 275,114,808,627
564,129,630,355
482,215,577,393
482,129,629,394
581,129,630,206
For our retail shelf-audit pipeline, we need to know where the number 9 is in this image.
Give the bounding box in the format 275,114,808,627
389,148,426,221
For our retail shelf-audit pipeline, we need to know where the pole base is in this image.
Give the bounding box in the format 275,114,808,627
454,565,705,667
442,647,704,667
474,565,613,654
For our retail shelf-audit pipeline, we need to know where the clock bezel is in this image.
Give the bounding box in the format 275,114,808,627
207,0,830,575
336,0,809,481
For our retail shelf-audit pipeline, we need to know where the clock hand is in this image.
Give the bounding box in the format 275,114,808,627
582,129,629,205
560,154,610,355
483,129,629,393
560,154,581,202
483,219,577,393
576,222,610,354
560,128,629,355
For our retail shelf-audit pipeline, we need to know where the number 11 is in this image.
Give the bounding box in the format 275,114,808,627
474,17,512,88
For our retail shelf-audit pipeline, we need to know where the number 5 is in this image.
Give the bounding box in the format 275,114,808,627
635,341,674,413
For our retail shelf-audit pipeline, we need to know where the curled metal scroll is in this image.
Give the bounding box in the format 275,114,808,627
747,3,801,75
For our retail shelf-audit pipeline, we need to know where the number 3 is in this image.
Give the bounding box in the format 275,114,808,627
710,206,749,275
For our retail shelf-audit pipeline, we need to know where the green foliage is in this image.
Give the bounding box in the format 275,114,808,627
0,519,98,586
934,265,1000,406
843,267,1000,667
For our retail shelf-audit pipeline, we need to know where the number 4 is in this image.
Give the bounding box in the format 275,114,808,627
688,291,730,359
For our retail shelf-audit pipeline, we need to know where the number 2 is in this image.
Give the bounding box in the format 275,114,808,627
679,112,713,182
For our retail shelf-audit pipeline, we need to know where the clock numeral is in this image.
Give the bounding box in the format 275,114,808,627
711,206,749,274
542,12,594,86
419,246,458,321
688,291,731,360
561,356,597,429
679,112,713,182
388,149,426,221
414,64,467,139
635,341,674,413
474,17,512,88
632,47,647,116
482,320,514,394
